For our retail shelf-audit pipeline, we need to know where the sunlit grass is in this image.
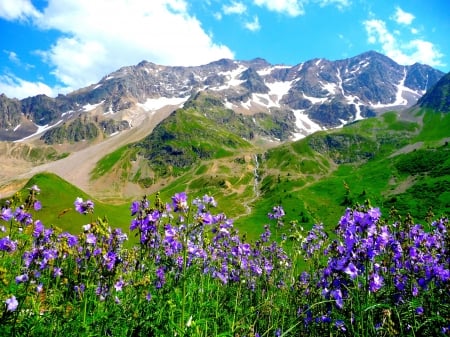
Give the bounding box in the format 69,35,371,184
1,187,449,336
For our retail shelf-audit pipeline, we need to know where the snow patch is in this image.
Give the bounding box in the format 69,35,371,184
303,93,328,104
103,104,114,115
83,101,104,111
61,110,74,117
253,94,272,107
266,80,293,105
224,100,234,110
321,81,337,95
291,109,325,140
15,120,64,142
241,98,252,109
137,96,189,112
257,65,290,76
370,67,410,109
211,65,247,90
335,68,363,121
354,104,363,121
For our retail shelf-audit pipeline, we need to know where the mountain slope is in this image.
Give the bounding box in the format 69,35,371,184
0,51,448,234
418,71,450,112
0,51,443,143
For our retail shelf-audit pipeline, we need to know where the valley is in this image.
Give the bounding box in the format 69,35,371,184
0,52,449,241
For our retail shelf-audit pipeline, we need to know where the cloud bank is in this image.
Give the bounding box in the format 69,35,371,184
364,7,444,68
1,0,234,97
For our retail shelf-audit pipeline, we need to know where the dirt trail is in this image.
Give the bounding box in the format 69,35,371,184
1,107,174,198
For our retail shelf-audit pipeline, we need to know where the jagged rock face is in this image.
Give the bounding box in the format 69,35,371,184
0,94,22,129
418,72,450,113
0,51,444,142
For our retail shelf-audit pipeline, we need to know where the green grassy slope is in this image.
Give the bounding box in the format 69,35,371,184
5,106,449,244
7,173,132,236
233,109,449,237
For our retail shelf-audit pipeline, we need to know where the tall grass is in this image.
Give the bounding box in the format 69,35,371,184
1,186,449,336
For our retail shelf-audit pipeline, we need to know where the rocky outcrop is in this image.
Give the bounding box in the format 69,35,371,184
0,51,444,142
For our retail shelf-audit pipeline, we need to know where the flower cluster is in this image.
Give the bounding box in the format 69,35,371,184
295,205,450,335
1,186,449,336
128,193,291,290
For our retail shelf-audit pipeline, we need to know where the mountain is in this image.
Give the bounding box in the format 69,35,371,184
0,51,444,143
1,52,450,237
418,71,450,112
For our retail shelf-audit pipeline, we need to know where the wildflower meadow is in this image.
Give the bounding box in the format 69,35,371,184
1,185,449,336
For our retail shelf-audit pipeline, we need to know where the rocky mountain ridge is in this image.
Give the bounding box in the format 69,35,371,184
0,50,444,143
418,72,450,113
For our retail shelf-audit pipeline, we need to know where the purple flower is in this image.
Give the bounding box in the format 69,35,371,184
33,220,44,238
14,208,32,225
114,278,125,292
67,234,78,247
86,233,97,245
33,201,42,211
103,251,117,271
130,201,140,216
74,284,85,296
5,295,18,312
86,200,94,210
130,219,140,231
29,185,40,193
1,207,13,221
53,267,62,278
15,274,29,284
367,207,381,221
415,306,424,315
155,266,166,288
172,192,188,212
331,288,344,309
268,205,285,220
74,197,94,214
335,320,346,331
0,236,17,252
74,198,84,213
344,262,358,280
369,273,384,293
202,194,217,207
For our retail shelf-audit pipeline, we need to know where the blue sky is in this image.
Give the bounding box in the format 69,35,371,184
0,0,449,99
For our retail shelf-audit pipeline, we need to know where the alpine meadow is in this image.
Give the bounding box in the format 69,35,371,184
1,51,450,336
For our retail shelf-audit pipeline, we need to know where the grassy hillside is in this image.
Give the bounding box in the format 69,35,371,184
3,173,133,242
6,107,449,244
233,109,449,236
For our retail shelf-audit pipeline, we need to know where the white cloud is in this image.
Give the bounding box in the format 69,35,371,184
245,16,261,32
253,0,305,17
3,49,35,70
0,74,55,99
18,0,234,90
0,0,40,21
393,6,415,25
223,1,246,15
4,50,20,64
316,0,351,10
364,18,445,68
